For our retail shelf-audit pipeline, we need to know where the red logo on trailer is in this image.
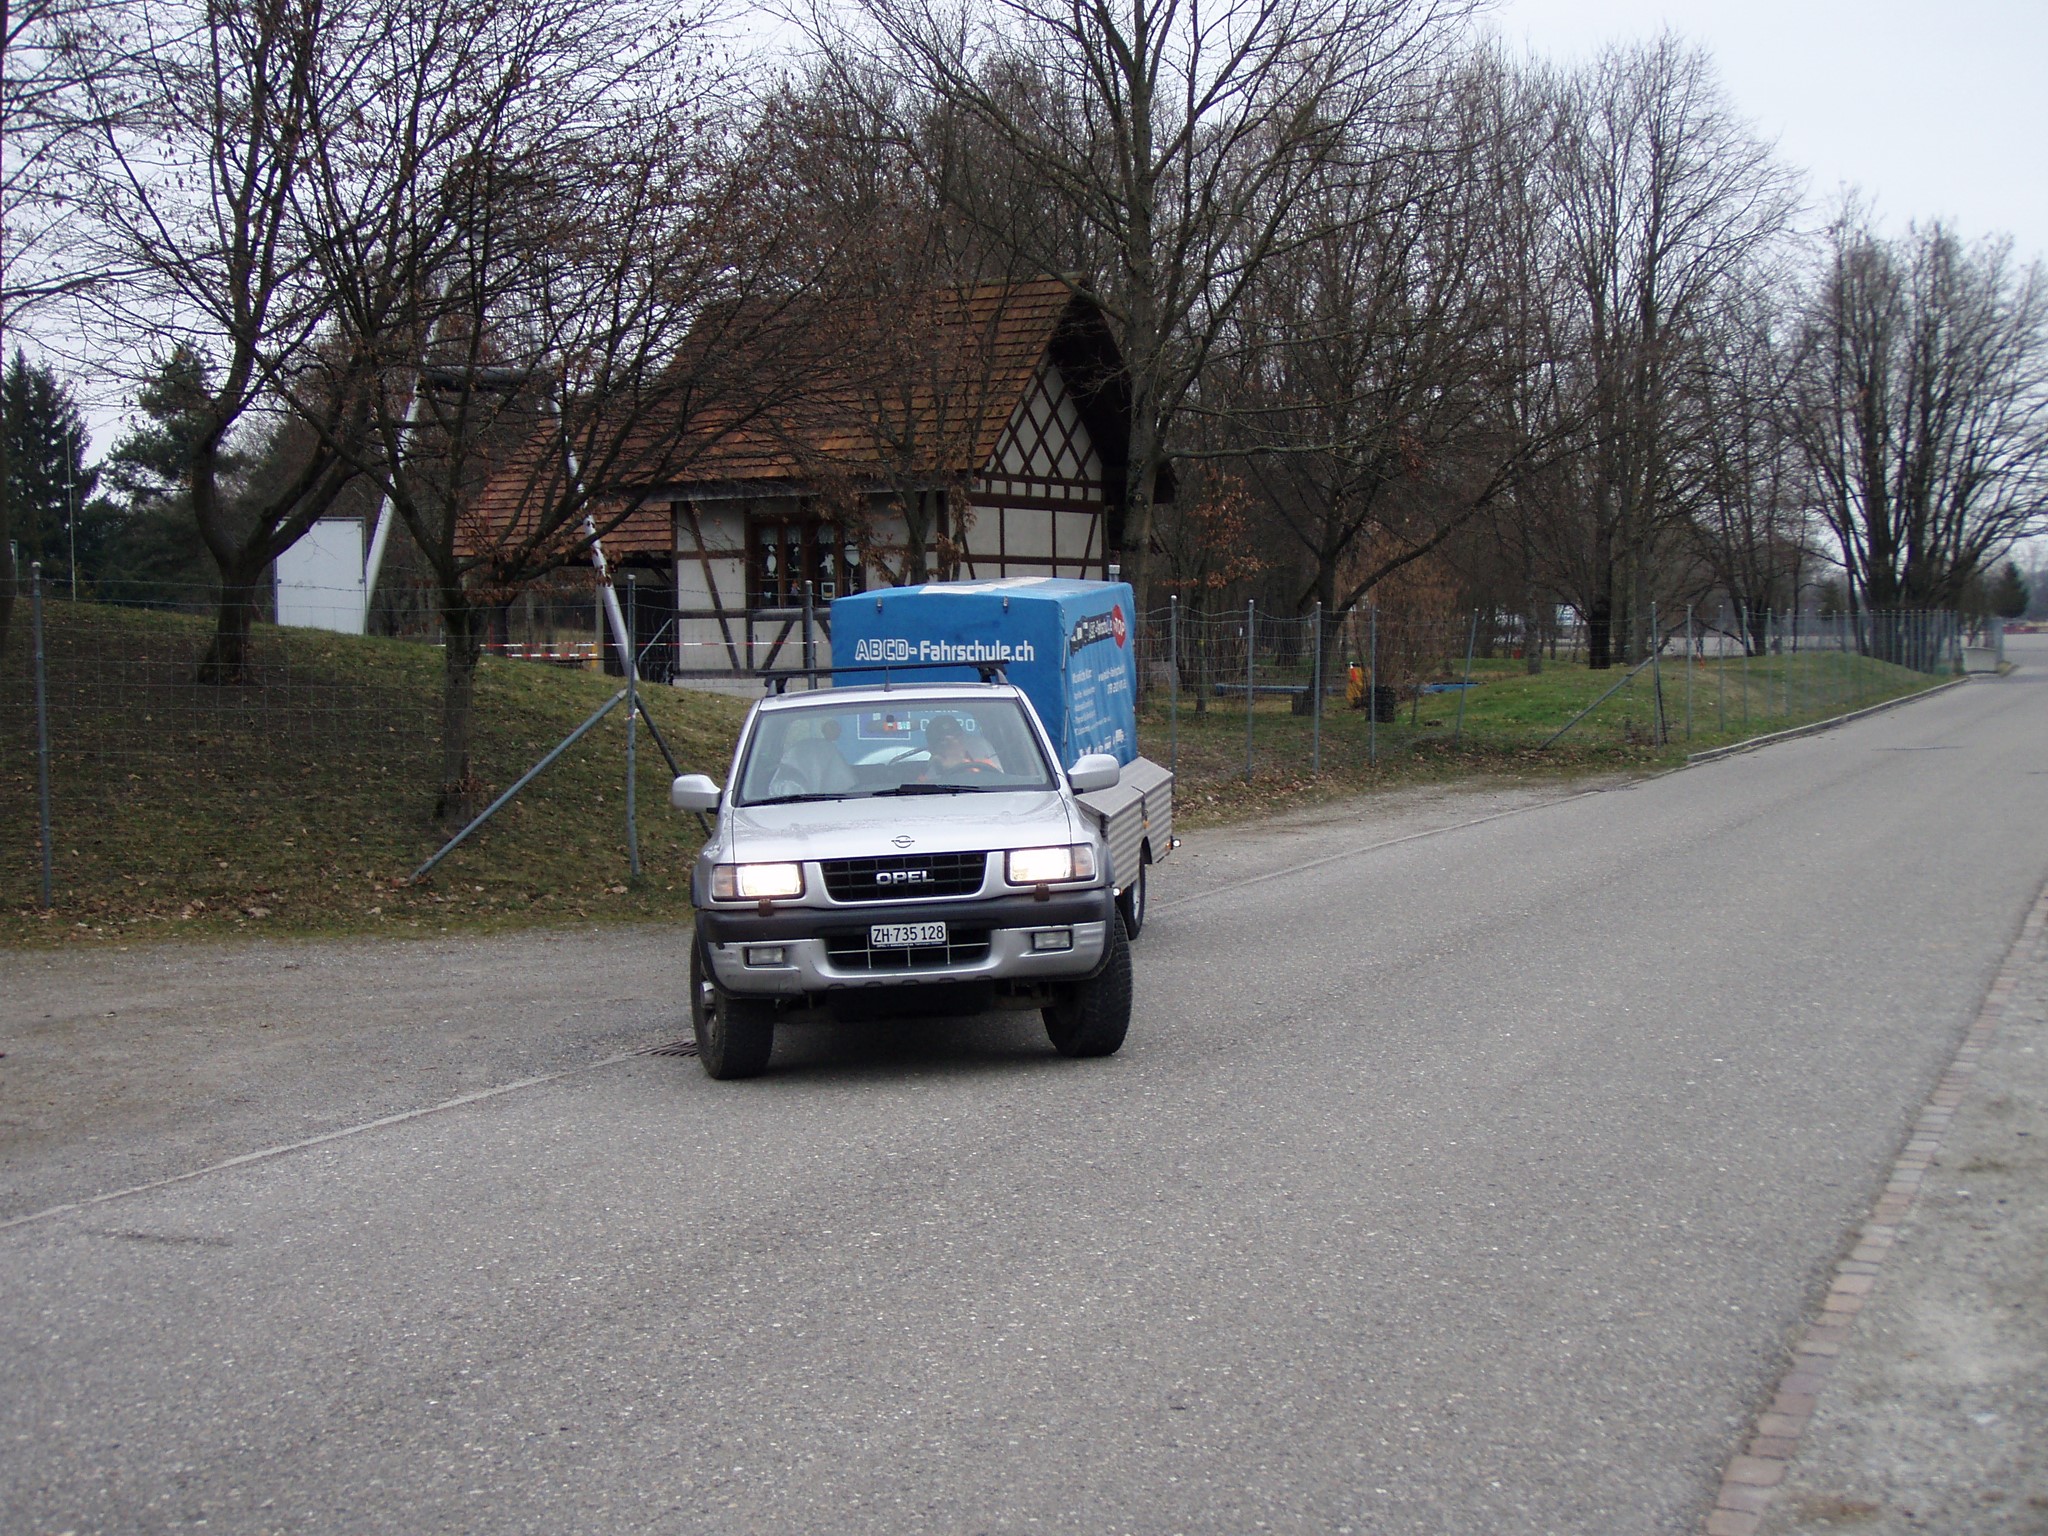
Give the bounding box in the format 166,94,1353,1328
1111,604,1127,647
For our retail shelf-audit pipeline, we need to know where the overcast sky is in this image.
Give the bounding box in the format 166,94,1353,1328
1481,0,2048,266
52,0,2048,458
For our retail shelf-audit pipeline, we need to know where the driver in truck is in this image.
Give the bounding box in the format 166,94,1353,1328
919,713,998,779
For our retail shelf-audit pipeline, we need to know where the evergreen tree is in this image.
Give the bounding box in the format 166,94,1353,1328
1989,561,2029,621
2,351,98,590
95,346,237,606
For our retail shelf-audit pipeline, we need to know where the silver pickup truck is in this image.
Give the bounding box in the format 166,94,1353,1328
671,677,1150,1078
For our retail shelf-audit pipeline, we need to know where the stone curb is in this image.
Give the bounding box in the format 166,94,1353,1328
1701,882,2048,1536
1686,676,1971,767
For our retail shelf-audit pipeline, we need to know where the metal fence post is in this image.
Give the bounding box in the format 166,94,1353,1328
32,563,53,911
802,578,816,677
1310,600,1322,775
1453,609,1478,743
625,572,641,879
1717,602,1726,734
1244,598,1255,782
1684,607,1694,740
1742,609,1752,732
1167,596,1180,778
1368,600,1379,766
1649,601,1664,744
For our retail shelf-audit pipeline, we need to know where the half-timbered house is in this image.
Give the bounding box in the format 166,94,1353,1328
581,277,1160,678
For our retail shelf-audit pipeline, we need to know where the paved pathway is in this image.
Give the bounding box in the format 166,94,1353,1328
2,646,2042,1535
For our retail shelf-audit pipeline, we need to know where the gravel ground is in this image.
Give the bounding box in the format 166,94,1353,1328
1756,891,2048,1535
0,926,695,1224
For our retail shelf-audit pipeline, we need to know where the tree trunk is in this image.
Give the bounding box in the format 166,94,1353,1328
1118,388,1162,602
902,490,932,584
1587,595,1614,670
437,597,488,825
197,566,267,684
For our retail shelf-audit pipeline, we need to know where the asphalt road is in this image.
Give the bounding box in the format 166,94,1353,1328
4,642,2045,1536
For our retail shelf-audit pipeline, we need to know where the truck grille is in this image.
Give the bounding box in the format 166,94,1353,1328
820,852,988,902
824,928,993,972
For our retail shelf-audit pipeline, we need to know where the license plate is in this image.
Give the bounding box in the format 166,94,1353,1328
871,921,947,948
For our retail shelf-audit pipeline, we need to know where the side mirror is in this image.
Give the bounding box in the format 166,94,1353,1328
1068,753,1120,793
671,773,721,812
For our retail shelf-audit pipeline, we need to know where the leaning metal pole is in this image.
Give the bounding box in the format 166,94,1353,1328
410,689,630,883
1540,652,1659,750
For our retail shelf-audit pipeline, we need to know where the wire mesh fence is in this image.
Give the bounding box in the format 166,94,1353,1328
4,562,1971,926
1133,599,1963,789
1,569,728,930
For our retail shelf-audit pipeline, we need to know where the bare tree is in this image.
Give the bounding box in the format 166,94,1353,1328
747,69,1045,585
1684,283,1817,652
818,0,1475,603
297,0,813,820
1792,212,2048,620
68,0,394,681
2,0,135,638
1219,51,1548,676
1539,34,1794,666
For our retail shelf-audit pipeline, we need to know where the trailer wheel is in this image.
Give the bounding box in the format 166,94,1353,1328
1115,855,1148,940
691,941,775,1079
1043,914,1131,1058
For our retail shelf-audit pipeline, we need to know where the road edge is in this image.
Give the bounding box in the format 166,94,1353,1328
1686,677,1971,766
1701,878,2048,1536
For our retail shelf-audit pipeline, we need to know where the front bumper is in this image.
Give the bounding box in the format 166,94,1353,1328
696,888,1116,997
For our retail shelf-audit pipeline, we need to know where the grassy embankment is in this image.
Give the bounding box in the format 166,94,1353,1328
2,602,747,945
1151,646,1948,825
2,603,1945,941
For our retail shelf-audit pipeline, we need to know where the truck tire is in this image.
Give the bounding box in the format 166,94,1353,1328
1043,914,1132,1058
1115,857,1148,940
691,940,775,1080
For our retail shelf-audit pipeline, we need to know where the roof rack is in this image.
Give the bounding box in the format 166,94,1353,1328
762,661,1008,695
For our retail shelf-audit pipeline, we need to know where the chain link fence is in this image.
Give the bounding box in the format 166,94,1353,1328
4,564,1970,923
1133,599,1964,789
1,568,722,929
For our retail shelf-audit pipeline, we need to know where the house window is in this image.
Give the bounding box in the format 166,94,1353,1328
746,515,865,609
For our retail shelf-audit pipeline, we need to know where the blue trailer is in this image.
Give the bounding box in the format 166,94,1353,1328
829,578,1175,935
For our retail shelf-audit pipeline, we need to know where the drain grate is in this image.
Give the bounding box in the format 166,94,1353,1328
642,1039,699,1057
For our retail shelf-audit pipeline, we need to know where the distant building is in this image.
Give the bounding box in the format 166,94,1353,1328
472,277,1165,679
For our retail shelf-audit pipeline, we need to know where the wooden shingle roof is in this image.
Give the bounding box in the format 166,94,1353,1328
663,275,1085,485
463,277,1132,562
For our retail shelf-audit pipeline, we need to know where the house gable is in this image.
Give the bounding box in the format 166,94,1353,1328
978,359,1104,502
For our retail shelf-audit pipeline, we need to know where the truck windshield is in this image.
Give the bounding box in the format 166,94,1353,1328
735,697,1058,805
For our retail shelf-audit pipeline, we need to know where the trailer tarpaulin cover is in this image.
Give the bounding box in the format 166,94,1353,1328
830,578,1139,767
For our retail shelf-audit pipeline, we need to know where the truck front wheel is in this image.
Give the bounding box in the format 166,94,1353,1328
1043,915,1132,1057
691,940,776,1079
1115,857,1148,939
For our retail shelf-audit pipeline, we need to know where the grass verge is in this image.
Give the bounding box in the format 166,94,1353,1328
2,602,747,945
1148,648,1946,826
2,606,1947,944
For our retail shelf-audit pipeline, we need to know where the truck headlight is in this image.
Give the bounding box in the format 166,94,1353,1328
712,862,805,900
1006,844,1097,885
